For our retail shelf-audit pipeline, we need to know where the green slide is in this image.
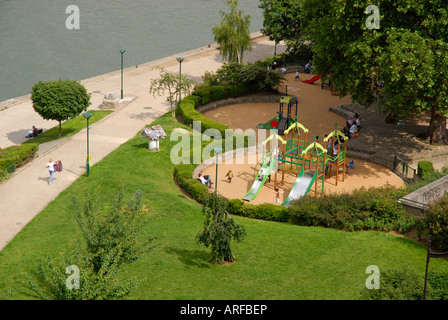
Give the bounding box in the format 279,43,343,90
242,156,276,202
282,169,317,207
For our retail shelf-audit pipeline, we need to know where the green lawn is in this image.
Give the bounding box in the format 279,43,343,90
23,110,113,146
0,113,446,300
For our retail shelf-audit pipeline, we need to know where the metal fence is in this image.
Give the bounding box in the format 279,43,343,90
393,156,418,183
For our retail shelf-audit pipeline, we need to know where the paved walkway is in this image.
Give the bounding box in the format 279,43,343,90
0,33,287,251
330,103,448,171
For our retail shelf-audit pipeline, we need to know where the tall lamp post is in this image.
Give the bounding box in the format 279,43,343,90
176,57,185,105
119,49,126,99
273,13,281,57
213,147,223,193
82,112,93,177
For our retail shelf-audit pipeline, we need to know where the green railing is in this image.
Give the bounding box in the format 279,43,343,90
393,156,417,183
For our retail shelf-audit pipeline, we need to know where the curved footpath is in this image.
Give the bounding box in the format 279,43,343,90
0,33,287,251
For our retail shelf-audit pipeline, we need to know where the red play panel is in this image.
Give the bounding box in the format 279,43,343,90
270,120,278,128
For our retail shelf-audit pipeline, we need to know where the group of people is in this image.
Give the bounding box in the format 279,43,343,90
341,113,361,139
268,61,287,75
197,170,234,188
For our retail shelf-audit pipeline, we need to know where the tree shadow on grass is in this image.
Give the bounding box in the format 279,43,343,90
164,247,211,269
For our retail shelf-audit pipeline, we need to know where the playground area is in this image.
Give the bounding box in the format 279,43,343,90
201,71,405,205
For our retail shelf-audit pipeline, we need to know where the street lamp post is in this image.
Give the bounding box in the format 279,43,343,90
119,49,126,99
176,57,185,105
273,13,281,57
82,112,93,177
213,147,223,193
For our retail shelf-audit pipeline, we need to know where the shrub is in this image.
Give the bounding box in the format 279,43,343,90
177,95,230,136
360,268,437,300
214,62,285,93
0,143,38,171
174,164,210,203
288,185,415,232
420,195,448,250
428,267,448,300
418,161,435,179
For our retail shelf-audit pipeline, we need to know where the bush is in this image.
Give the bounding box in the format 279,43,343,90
0,143,38,171
360,268,437,300
428,267,448,300
420,195,448,250
418,161,435,179
174,164,210,203
288,185,414,232
177,95,230,136
214,62,285,93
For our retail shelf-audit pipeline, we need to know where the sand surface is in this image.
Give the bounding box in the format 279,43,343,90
201,72,405,205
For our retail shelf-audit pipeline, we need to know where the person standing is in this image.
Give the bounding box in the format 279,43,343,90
225,170,233,183
45,159,60,185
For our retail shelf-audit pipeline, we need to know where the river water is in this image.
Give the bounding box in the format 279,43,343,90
0,0,263,102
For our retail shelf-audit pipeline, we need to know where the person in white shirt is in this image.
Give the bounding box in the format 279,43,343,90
45,159,60,185
198,172,212,188
349,123,357,135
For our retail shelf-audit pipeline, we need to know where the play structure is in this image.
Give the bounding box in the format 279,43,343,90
242,134,286,202
323,125,348,186
243,121,331,206
302,75,321,84
257,96,298,135
280,124,328,206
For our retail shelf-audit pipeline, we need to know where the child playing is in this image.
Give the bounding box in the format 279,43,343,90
274,188,281,204
294,69,301,80
225,170,233,183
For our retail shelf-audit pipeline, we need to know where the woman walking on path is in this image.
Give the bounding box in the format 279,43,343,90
45,159,60,185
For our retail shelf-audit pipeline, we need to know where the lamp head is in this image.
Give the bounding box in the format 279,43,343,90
176,57,185,63
119,49,126,54
82,112,93,120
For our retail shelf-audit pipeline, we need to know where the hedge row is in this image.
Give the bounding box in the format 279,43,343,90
174,162,290,222
177,84,249,136
0,143,38,171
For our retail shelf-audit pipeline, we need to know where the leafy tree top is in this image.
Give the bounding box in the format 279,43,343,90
31,79,91,122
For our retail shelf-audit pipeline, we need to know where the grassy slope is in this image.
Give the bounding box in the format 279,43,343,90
0,113,446,300
23,110,113,146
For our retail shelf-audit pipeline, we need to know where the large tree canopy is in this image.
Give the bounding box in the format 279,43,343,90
301,0,448,144
259,0,306,54
212,0,252,64
31,79,91,137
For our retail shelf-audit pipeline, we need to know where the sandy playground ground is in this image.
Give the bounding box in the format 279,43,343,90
201,71,405,205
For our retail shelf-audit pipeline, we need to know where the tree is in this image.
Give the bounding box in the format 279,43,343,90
20,185,155,300
259,0,306,54
302,0,448,144
31,79,91,138
196,192,246,264
149,66,196,117
212,0,252,64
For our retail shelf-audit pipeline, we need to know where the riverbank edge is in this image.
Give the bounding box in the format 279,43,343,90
0,32,266,111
